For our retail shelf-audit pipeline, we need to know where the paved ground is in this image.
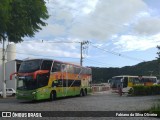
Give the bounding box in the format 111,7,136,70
0,91,160,120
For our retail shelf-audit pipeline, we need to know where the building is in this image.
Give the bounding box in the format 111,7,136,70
0,44,21,91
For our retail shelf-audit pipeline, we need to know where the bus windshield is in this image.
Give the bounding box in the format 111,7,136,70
17,74,50,90
110,77,123,88
17,76,37,90
19,60,42,73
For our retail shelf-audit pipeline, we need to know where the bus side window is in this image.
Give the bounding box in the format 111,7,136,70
52,62,61,72
68,65,74,73
61,64,66,72
75,67,81,74
123,77,128,88
41,60,53,71
37,73,50,87
52,80,58,87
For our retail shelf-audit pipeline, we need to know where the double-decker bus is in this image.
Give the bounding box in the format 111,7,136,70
10,59,92,101
109,75,157,93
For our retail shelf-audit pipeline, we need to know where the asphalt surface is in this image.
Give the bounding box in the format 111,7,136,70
0,91,160,120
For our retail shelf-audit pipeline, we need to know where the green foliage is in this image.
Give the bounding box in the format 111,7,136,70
128,88,134,95
157,46,160,64
91,60,159,83
0,0,49,42
131,85,160,96
149,104,160,117
0,0,10,38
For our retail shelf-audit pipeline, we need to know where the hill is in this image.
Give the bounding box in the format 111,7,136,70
91,59,159,83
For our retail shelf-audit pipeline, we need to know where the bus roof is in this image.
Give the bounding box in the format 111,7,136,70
112,75,157,78
22,58,91,69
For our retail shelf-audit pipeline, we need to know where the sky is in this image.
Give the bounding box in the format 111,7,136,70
4,0,160,67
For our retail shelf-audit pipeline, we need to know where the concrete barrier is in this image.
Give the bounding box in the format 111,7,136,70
92,86,110,92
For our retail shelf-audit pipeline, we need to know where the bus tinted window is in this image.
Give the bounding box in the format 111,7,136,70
110,77,123,88
68,65,74,73
75,67,81,74
82,68,87,74
123,77,128,88
52,62,61,72
37,73,50,87
61,64,66,72
41,60,52,70
19,60,42,73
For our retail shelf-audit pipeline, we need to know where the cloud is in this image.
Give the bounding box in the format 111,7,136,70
114,34,160,51
16,41,80,60
133,17,160,35
41,0,148,41
69,0,148,40
39,24,66,37
22,0,160,59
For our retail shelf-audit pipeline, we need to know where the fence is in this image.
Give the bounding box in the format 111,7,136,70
92,84,110,92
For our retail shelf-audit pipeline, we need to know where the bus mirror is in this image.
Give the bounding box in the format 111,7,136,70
108,79,111,83
10,72,18,80
121,78,124,83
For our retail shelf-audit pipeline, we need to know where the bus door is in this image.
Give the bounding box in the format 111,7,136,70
51,62,64,97
123,77,128,88
122,77,129,93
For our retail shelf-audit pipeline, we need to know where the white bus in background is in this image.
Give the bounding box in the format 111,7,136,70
109,75,158,93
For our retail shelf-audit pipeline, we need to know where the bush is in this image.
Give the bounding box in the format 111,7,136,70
149,104,160,117
131,85,160,96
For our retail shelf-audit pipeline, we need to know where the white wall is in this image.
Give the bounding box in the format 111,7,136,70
5,60,17,90
0,44,17,90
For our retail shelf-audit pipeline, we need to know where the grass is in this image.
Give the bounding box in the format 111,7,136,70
148,103,160,117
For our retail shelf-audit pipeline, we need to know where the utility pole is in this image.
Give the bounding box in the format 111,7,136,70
80,41,89,66
80,42,83,66
2,38,6,98
31,40,89,67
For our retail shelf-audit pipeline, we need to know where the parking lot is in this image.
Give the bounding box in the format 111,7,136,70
0,91,160,120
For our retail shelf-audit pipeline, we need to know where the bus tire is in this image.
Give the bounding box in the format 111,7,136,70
12,93,15,96
50,91,56,101
80,89,84,97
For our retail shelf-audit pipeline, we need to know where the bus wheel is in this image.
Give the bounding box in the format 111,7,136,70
12,93,15,96
80,89,84,97
50,91,56,101
128,88,134,95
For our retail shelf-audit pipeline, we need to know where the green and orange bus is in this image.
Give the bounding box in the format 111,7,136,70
10,59,92,101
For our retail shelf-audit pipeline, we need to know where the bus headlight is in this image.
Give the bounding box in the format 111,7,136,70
32,92,36,95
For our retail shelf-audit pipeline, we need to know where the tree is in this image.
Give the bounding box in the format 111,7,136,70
157,46,160,63
0,0,49,42
157,46,160,76
0,0,49,98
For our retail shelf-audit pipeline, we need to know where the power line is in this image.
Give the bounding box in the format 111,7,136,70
6,51,79,60
21,40,80,43
85,58,117,67
20,40,146,62
5,40,146,65
20,40,86,66
90,42,145,62
3,50,116,67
